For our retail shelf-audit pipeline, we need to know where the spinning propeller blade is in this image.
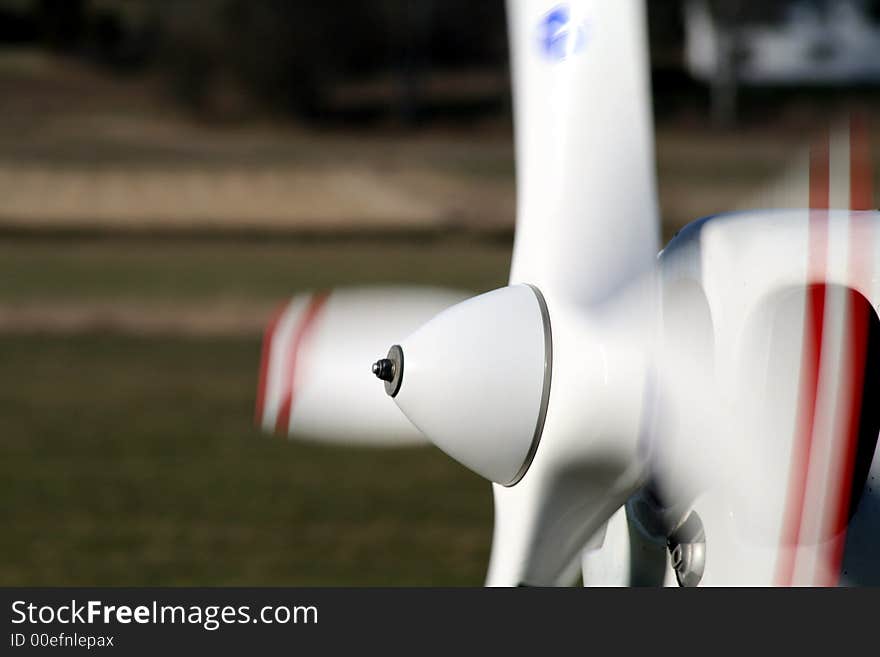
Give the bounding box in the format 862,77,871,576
491,0,661,585
506,0,660,304
256,287,467,446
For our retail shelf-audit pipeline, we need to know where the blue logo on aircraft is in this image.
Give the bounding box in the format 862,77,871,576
537,5,588,61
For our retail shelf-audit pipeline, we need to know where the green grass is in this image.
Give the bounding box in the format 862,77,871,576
0,238,512,304
0,236,508,585
0,334,493,585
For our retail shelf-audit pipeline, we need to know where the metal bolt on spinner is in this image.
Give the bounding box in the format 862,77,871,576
372,345,404,398
372,359,394,381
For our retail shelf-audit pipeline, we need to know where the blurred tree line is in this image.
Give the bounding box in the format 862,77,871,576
0,0,510,120
12,1,861,122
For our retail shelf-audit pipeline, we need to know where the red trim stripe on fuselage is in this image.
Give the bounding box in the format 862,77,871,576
775,117,875,586
775,131,830,586
821,115,874,585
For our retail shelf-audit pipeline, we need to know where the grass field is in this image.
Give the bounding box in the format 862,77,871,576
0,237,512,585
0,237,512,304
